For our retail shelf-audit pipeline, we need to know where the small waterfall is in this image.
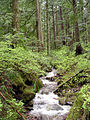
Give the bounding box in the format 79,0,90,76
29,70,71,120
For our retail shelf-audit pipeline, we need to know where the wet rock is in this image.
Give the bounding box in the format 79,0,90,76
39,115,49,120
28,100,33,107
21,87,35,103
35,113,69,120
59,95,75,106
66,102,73,106
47,104,63,111
66,96,75,105
45,69,57,80
40,89,49,94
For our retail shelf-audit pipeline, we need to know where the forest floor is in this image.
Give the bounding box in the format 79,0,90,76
0,42,90,120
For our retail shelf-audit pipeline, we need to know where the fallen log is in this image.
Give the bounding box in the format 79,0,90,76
54,69,84,93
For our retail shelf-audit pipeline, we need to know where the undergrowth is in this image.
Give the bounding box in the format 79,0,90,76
0,41,89,119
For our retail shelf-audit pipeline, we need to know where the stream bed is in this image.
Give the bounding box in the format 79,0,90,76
29,69,71,120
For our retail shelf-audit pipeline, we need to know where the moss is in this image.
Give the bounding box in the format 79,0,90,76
23,87,35,94
21,87,35,102
36,79,43,91
15,74,26,87
25,72,38,81
9,71,26,87
10,70,43,103
66,95,84,120
59,90,76,105
59,97,67,105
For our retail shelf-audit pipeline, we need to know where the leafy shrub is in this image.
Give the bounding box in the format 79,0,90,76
0,97,25,120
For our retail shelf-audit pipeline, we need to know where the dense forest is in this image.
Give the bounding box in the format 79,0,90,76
0,0,90,120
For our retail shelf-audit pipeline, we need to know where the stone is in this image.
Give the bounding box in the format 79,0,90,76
47,104,63,111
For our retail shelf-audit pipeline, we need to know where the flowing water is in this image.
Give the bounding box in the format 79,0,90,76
30,69,71,120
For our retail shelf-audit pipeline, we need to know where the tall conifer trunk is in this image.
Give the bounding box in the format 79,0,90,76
52,5,56,49
72,0,80,42
59,6,65,44
12,0,20,35
84,0,90,43
36,0,44,51
56,11,59,41
59,6,64,31
46,0,50,55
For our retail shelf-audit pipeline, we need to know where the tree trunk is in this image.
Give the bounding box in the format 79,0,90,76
65,17,69,43
72,0,80,42
56,11,59,41
65,17,70,37
49,16,53,49
84,0,90,43
43,9,46,43
59,6,64,31
59,6,65,45
39,4,44,50
46,0,50,55
12,0,20,35
52,5,56,49
36,0,44,51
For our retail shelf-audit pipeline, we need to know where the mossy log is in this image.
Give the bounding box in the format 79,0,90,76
54,69,84,93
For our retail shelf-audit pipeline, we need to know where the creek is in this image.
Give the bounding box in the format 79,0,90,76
29,69,71,120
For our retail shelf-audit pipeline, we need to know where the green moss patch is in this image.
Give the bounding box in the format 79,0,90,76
66,84,90,120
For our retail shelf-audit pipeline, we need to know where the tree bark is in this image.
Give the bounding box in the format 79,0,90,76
65,17,70,38
46,0,50,55
39,5,44,50
72,0,80,42
52,5,56,49
59,6,65,45
12,0,20,34
43,9,46,43
59,6,64,31
56,11,59,41
84,0,90,43
36,0,44,51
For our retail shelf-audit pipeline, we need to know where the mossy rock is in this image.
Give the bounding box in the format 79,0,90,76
66,95,84,120
21,78,43,103
67,96,75,104
8,70,43,103
21,87,35,103
59,90,76,105
66,85,90,120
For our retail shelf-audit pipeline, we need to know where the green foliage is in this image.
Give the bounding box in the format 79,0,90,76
0,98,25,120
0,42,44,75
79,85,90,111
0,40,46,105
0,100,3,112
50,45,89,74
0,40,89,119
0,0,89,119
67,84,90,120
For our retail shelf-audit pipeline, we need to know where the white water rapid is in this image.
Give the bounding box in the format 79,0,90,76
30,69,71,120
